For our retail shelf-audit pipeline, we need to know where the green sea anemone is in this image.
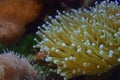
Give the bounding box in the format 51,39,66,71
34,0,120,80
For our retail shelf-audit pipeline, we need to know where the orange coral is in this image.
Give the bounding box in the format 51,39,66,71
0,51,40,80
0,0,43,45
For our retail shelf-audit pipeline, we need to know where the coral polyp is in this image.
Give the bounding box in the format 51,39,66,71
34,0,120,80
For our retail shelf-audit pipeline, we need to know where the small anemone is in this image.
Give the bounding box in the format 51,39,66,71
0,50,40,80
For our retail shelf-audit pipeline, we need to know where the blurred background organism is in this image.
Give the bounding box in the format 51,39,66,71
0,0,43,45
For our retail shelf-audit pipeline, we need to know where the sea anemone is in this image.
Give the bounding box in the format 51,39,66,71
0,50,40,80
0,0,43,45
34,0,120,80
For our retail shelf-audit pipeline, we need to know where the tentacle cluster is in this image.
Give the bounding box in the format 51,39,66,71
0,50,40,80
34,0,120,80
